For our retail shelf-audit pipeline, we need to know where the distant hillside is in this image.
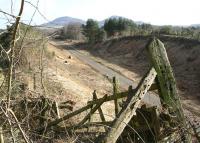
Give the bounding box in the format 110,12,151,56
0,29,5,32
41,16,85,27
41,15,145,28
191,24,200,28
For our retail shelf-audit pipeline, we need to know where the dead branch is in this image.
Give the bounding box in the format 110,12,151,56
37,101,93,132
7,0,25,108
75,95,107,127
8,109,30,143
88,91,132,105
56,121,112,132
93,91,106,125
13,0,39,67
39,42,47,95
0,127,4,143
0,106,16,143
0,10,16,18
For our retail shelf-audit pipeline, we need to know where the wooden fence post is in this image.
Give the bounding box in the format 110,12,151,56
93,90,107,131
33,73,36,90
68,95,107,131
87,92,95,132
113,77,120,116
147,38,191,142
100,68,157,143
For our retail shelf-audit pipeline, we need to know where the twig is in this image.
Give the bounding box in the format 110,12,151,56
8,109,30,143
7,0,25,108
39,42,47,95
76,95,107,127
0,10,16,18
14,0,40,66
0,107,16,143
37,101,93,132
0,127,4,143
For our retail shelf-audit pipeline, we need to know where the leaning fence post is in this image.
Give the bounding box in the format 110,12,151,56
113,77,120,116
74,95,107,129
93,90,107,131
100,68,157,143
147,37,191,143
87,92,95,132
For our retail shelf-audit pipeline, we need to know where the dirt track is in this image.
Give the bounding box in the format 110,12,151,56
50,40,161,107
47,39,200,118
46,42,118,121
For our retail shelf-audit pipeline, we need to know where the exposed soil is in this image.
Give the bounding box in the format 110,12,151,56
46,42,115,121
73,36,200,116
45,38,200,142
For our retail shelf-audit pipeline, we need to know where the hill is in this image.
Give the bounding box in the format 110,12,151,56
41,16,85,27
41,15,145,28
191,24,200,27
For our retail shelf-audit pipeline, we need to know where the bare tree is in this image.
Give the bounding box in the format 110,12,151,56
7,0,25,108
62,22,83,40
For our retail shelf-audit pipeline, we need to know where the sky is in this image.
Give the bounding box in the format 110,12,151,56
0,0,200,28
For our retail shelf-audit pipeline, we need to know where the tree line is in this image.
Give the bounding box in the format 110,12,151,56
60,17,200,43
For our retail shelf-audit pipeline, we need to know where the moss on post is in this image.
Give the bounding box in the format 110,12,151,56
147,38,191,143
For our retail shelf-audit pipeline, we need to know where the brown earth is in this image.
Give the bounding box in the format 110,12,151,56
73,36,200,116
46,42,116,121
44,38,200,142
77,36,200,100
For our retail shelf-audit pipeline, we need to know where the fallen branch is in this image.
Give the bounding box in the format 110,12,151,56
37,101,93,132
0,127,4,143
0,106,16,143
75,95,107,128
56,121,112,132
38,91,133,132
8,109,30,143
93,91,107,131
88,91,132,105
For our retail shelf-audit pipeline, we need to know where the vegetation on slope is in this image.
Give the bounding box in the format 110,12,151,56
77,35,200,101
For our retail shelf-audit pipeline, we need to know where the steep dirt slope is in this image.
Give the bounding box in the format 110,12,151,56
78,36,200,102
46,43,116,121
